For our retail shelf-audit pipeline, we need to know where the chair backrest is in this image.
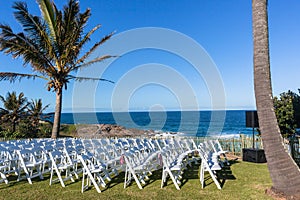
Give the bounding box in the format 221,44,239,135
49,150,68,166
0,146,12,160
18,149,38,165
42,145,54,153
32,146,46,162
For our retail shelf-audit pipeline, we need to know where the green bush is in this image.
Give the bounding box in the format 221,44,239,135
0,130,11,138
37,123,52,138
274,89,300,137
0,91,51,139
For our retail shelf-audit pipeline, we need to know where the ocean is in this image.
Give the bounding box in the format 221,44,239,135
53,110,256,137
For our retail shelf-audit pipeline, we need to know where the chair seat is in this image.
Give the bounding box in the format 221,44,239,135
57,163,73,170
90,168,104,173
0,165,7,170
170,165,182,171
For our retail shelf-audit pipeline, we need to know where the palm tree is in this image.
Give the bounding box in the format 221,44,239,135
0,91,29,133
0,0,114,139
252,0,300,197
28,99,50,128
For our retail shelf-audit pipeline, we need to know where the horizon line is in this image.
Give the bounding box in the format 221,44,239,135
46,108,257,114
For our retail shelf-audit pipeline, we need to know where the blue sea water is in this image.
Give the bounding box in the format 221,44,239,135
54,110,255,137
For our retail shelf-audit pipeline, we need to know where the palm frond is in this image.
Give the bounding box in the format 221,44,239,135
76,31,115,65
62,23,99,68
0,108,9,114
62,0,80,34
12,1,58,64
68,75,114,84
37,0,57,41
58,4,85,68
69,9,94,52
28,98,50,116
77,24,101,51
72,55,117,72
0,24,55,74
0,95,5,104
13,2,42,38
59,4,92,69
0,72,47,83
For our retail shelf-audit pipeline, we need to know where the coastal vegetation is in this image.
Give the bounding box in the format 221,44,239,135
0,0,114,139
274,89,300,137
252,0,300,197
0,91,51,139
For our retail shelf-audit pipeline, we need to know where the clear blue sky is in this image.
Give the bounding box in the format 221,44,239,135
0,0,299,112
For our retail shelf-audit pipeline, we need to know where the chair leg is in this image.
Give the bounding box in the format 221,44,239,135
124,167,128,189
86,171,102,193
0,172,8,184
131,171,143,189
168,170,180,190
200,164,204,188
36,166,44,180
207,168,221,189
81,173,86,193
24,167,33,185
56,168,66,187
161,170,166,188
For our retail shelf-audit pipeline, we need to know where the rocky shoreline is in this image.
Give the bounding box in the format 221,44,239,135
74,124,162,138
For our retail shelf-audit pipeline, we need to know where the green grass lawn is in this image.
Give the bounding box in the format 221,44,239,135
0,160,273,200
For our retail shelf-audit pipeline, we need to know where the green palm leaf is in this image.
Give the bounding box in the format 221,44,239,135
73,55,117,72
12,1,57,65
0,72,47,83
76,31,115,65
0,0,115,139
37,0,57,41
68,75,114,84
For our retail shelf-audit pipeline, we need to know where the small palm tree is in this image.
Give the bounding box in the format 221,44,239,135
0,91,29,133
28,99,50,128
0,0,114,138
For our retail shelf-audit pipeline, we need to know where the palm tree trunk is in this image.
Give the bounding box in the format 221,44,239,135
252,0,300,197
12,120,16,133
51,87,62,139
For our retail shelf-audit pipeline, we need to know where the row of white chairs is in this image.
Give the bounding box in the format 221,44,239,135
0,137,229,192
198,140,229,189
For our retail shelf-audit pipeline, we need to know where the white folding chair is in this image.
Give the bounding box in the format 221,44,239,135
0,146,11,184
0,164,8,184
160,149,185,190
209,140,229,165
49,150,78,187
17,149,44,184
63,147,81,178
123,151,151,190
94,148,120,178
41,145,54,174
0,145,19,176
1,144,20,176
78,154,110,193
198,146,222,189
31,146,50,175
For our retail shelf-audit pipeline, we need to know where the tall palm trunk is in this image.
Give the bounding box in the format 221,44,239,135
51,87,62,139
12,120,16,133
252,0,300,196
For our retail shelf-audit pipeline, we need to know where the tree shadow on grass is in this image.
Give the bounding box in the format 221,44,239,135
182,158,238,189
218,164,236,188
106,168,164,190
0,172,81,190
0,157,240,192
106,158,239,191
